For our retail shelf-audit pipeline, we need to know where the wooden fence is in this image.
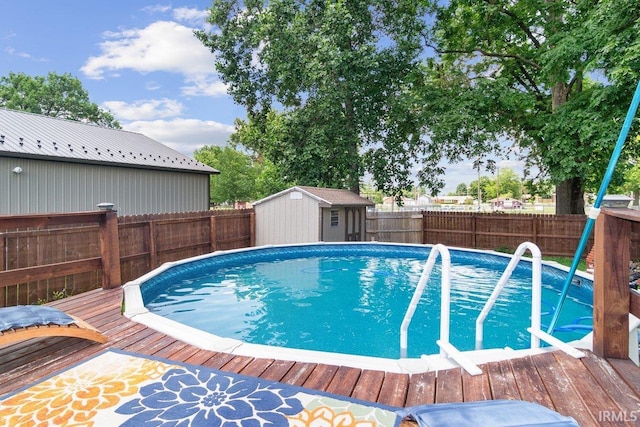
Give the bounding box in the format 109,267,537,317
0,209,254,307
4,207,640,307
366,211,423,244
368,210,640,259
421,211,594,257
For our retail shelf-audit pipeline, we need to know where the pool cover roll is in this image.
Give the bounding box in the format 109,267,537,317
398,399,579,427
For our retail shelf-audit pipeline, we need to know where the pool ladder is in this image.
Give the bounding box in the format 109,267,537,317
400,242,585,376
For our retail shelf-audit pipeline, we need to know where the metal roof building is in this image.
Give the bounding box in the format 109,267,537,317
0,108,218,215
253,186,374,245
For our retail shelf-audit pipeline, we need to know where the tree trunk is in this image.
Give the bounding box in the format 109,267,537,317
555,177,585,215
349,180,360,195
344,93,361,195
551,81,585,214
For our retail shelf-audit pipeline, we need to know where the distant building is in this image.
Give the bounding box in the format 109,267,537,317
253,186,374,246
489,198,523,210
0,108,218,215
381,195,434,208
433,195,473,205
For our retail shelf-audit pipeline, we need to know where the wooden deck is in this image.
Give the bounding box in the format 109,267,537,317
2,288,640,426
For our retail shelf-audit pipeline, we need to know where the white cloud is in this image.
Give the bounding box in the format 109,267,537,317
81,20,220,96
145,80,161,91
4,46,47,61
173,7,209,26
103,98,184,120
181,78,228,97
141,4,172,14
123,118,234,156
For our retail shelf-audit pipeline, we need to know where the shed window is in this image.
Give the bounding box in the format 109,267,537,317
330,210,339,227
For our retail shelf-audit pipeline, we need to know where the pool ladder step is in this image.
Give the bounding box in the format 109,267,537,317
400,242,585,376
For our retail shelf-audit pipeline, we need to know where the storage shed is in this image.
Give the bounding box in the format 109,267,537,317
0,108,218,215
253,186,374,246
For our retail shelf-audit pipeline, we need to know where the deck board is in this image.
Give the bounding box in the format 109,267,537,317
326,366,361,396
379,372,410,407
352,369,386,402
487,359,521,400
509,355,554,408
434,368,463,403
532,352,598,427
405,371,436,406
1,287,640,426
461,369,491,402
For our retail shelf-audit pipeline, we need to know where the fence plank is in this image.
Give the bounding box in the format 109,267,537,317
0,258,101,286
0,209,255,307
412,211,596,257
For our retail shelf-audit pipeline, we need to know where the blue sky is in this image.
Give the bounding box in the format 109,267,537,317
0,1,522,194
1,1,239,154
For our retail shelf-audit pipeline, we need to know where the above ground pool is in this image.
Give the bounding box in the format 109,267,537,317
123,242,593,367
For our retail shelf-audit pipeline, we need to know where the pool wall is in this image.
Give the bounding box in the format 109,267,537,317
122,241,593,374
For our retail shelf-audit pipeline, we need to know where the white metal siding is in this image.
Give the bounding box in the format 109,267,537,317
255,191,321,245
1,157,209,215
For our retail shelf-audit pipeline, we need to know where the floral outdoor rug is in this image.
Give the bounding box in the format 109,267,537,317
0,349,401,426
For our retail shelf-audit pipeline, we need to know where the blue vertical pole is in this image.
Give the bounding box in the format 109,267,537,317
547,80,640,334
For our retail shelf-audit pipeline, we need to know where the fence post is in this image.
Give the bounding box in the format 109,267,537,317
421,211,426,244
249,211,256,247
593,211,630,358
99,210,122,289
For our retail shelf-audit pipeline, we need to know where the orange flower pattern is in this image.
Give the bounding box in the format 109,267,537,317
288,396,399,427
0,352,175,426
288,405,377,427
0,351,400,426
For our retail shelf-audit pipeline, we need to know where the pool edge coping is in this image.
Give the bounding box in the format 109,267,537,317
122,242,593,374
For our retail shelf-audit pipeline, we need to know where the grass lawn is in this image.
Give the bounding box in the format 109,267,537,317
542,255,587,272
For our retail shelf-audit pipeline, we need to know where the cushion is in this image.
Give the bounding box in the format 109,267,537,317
398,400,580,427
0,305,75,332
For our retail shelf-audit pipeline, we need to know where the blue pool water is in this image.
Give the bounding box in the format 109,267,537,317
141,244,593,359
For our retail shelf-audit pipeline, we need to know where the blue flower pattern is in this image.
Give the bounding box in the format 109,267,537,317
116,366,304,426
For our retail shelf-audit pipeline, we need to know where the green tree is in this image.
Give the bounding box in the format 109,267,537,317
360,183,383,205
195,145,291,204
196,0,428,197
253,157,293,199
421,0,640,214
493,168,522,200
0,72,120,128
523,178,554,201
468,176,493,203
195,145,258,205
455,183,468,196
620,163,640,205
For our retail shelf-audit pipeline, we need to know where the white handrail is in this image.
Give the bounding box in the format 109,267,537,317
475,242,542,350
400,244,450,358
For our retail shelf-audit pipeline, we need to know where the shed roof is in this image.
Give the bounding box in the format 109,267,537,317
254,186,374,207
0,108,217,174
